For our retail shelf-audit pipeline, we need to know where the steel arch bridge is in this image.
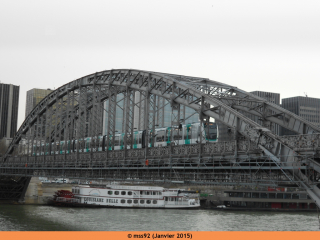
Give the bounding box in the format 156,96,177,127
1,69,320,206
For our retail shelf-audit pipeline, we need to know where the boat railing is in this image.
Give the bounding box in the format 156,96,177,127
165,199,199,206
56,197,80,203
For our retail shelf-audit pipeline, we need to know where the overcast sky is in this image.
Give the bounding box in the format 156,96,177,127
1,0,319,128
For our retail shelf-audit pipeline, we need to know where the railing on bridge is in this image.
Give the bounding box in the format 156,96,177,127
0,139,318,189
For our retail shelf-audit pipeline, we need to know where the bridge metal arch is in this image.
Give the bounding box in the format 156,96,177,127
4,69,320,206
6,69,320,161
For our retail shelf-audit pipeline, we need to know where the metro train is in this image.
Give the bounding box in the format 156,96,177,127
32,122,218,156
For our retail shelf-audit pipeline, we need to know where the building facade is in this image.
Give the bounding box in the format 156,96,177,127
217,91,281,141
103,94,199,135
25,88,53,117
249,91,281,136
281,96,320,136
0,83,20,139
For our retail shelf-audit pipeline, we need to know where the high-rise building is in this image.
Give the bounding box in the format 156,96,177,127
103,95,199,135
249,91,281,136
281,96,320,136
216,91,280,141
0,83,20,139
25,88,53,117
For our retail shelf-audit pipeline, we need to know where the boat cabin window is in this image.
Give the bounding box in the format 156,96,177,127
276,193,283,199
128,191,132,195
108,191,113,195
134,200,138,204
115,191,119,195
121,199,125,203
252,192,259,198
284,193,291,199
165,197,168,201
153,200,157,204
121,191,126,195
140,191,143,195
140,200,144,204
127,200,132,204
292,193,299,199
260,193,267,198
152,191,156,195
244,192,251,198
146,191,150,195
146,200,151,204
269,193,276,198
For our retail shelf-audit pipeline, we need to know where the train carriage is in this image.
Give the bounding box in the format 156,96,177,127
32,122,218,155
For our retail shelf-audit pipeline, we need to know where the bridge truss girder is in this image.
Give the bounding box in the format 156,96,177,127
3,69,320,206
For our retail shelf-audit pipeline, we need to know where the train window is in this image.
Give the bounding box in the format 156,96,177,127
191,125,198,139
114,136,119,146
156,130,165,142
173,129,181,140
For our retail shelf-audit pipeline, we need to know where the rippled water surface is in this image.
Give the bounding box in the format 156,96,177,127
0,205,318,231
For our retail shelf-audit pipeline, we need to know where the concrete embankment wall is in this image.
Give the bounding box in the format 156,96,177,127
24,177,230,205
24,177,73,205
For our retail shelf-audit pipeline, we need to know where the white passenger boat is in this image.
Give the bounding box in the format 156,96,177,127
51,185,201,209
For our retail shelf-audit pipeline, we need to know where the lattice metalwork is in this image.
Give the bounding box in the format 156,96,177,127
2,69,320,207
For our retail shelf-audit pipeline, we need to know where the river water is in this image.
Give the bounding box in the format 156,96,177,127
0,205,319,231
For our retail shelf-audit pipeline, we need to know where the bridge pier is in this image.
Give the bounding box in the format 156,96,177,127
0,176,31,203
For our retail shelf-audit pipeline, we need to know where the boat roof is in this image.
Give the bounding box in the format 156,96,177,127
107,185,164,191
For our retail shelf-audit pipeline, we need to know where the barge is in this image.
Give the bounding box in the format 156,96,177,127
205,187,317,211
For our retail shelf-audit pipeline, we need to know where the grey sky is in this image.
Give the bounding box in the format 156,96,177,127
0,0,319,127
